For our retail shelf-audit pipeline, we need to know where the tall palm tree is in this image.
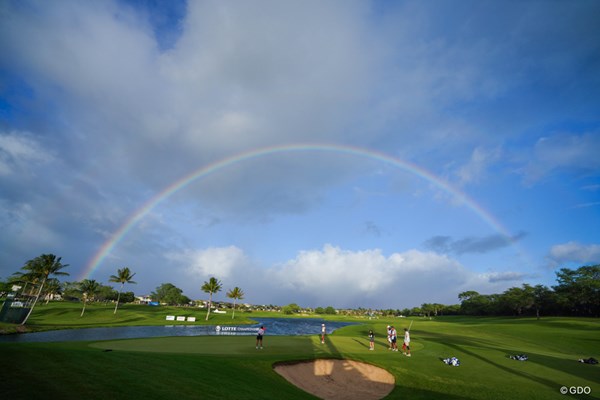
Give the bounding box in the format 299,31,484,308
226,287,245,319
201,277,222,321
108,267,136,314
79,279,99,317
20,254,69,325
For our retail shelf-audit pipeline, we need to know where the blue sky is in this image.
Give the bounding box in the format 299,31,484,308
1,0,599,309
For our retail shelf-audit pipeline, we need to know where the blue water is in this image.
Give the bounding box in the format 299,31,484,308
0,317,355,343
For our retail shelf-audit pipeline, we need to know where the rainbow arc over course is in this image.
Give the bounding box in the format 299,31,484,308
82,143,514,279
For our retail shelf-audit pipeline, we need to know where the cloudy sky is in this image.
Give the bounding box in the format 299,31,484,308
1,0,599,309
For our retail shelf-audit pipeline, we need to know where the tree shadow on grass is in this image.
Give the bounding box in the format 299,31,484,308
423,329,600,381
388,386,478,400
298,334,480,400
422,331,581,393
352,338,370,349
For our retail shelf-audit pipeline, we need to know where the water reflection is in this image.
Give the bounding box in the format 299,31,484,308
0,317,355,343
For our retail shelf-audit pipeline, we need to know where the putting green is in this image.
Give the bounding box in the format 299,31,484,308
89,334,424,356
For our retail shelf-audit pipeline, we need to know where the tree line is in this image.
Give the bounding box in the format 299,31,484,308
455,265,599,318
276,266,599,319
391,265,598,318
2,254,598,321
0,254,247,323
131,277,245,320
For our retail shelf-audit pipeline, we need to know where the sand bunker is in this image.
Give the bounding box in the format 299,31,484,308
274,359,395,400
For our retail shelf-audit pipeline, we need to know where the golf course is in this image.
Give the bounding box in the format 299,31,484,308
1,303,598,399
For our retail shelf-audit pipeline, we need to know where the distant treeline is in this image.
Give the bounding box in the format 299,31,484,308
407,265,599,318
2,260,597,319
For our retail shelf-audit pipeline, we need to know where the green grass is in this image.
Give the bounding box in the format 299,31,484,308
0,301,259,333
1,303,598,399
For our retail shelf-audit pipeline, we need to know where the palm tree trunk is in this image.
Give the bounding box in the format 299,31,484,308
232,299,237,319
114,284,123,314
81,299,87,317
20,278,46,325
205,293,212,321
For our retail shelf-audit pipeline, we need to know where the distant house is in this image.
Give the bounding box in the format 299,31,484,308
136,295,152,304
43,293,62,301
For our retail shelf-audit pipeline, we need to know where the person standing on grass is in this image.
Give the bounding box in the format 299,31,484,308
390,326,398,351
403,328,411,356
387,326,393,350
321,323,326,344
368,330,375,350
256,326,265,349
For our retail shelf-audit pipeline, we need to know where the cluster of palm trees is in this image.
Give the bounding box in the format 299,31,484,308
15,254,69,325
10,253,137,323
79,267,137,317
10,254,245,324
201,277,245,320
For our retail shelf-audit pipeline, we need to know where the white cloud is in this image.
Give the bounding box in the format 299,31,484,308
455,146,502,186
424,232,527,255
0,131,52,175
0,201,62,254
572,202,600,210
523,133,600,184
168,246,247,280
0,0,382,205
265,245,489,308
548,242,600,266
156,244,523,308
582,185,600,192
481,271,529,283
273,244,395,293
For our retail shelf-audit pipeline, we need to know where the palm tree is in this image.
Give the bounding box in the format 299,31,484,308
108,267,136,314
226,287,245,319
20,254,69,325
79,279,100,317
201,277,222,321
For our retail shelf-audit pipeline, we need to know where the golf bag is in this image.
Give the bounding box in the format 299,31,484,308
442,357,460,366
509,354,528,361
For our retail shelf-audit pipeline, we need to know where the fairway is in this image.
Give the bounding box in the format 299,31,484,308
3,316,598,399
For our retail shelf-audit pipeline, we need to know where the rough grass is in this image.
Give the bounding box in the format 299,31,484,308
1,303,598,400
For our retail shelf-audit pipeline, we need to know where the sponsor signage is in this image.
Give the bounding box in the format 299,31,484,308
215,325,258,335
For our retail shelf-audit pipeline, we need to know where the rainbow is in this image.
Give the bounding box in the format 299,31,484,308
81,143,514,279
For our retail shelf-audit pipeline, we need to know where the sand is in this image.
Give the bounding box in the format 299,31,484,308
274,359,395,400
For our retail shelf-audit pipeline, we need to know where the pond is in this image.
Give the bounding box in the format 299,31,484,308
0,317,356,343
